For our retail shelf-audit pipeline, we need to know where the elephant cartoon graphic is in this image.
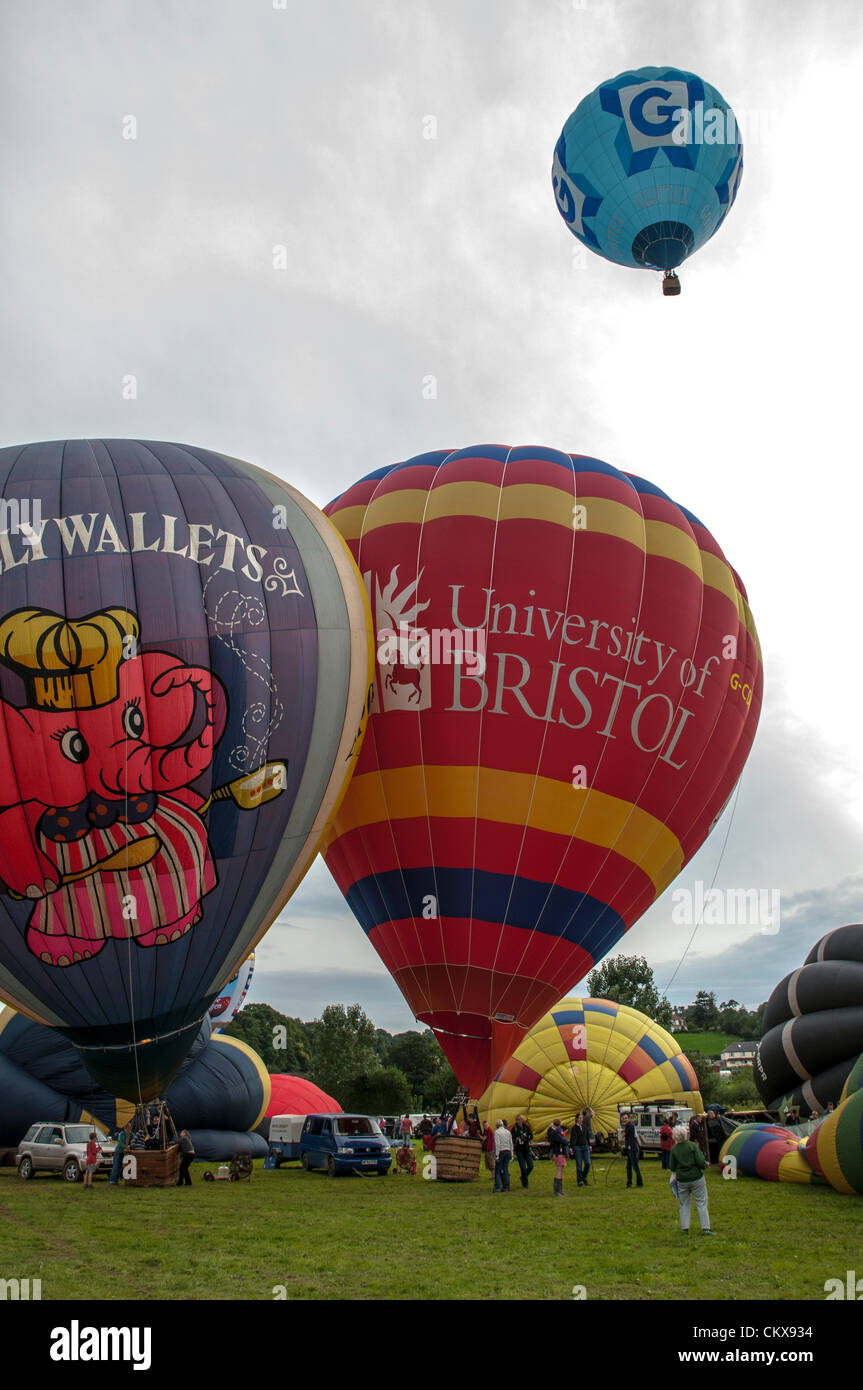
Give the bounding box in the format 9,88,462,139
0,606,283,968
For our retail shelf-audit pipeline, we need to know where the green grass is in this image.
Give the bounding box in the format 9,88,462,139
1,1148,858,1301
676,1032,742,1055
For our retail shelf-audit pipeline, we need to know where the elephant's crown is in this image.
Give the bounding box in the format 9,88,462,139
0,607,140,710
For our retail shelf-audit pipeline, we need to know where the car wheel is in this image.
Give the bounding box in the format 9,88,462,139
326,1156,337,1178
63,1159,82,1183
377,1168,389,1176
17,1157,34,1180
229,1172,239,1182
301,1153,310,1172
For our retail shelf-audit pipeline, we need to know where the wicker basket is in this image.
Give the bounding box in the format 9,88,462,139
433,1135,482,1182
124,1144,181,1187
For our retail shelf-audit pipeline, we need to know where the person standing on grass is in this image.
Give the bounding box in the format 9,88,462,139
82,1132,102,1188
512,1114,534,1188
482,1121,496,1175
547,1118,568,1159
552,1143,567,1197
570,1111,591,1187
705,1109,724,1165
109,1121,132,1186
583,1106,595,1147
493,1119,513,1192
689,1111,707,1157
659,1115,674,1170
669,1123,713,1235
621,1112,643,1188
177,1130,195,1186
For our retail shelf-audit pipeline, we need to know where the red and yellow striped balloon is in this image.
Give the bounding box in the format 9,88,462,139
323,446,762,1096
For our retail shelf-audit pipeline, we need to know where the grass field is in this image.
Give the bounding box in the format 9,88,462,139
676,1032,741,1055
1,1148,857,1301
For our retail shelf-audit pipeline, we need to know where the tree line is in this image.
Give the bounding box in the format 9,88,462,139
585,957,766,1038
223,956,767,1114
224,1001,458,1114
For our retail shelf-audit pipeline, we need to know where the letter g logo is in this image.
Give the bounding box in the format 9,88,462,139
629,85,680,137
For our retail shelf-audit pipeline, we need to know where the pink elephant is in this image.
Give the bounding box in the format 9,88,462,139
0,650,227,967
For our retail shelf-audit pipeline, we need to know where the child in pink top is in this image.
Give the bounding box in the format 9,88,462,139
553,1148,567,1197
83,1133,102,1188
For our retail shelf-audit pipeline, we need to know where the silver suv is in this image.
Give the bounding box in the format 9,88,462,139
16,1122,116,1183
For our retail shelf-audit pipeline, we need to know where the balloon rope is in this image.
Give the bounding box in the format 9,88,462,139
660,777,742,997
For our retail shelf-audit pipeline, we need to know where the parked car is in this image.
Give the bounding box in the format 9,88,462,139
299,1113,392,1176
16,1122,116,1183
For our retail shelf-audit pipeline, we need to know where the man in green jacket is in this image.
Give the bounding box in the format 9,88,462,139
669,1124,714,1235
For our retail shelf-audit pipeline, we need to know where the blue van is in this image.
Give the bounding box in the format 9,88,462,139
299,1113,392,1176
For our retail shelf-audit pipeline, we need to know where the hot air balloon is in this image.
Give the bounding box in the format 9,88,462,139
259,1074,343,1137
755,925,863,1116
0,1004,271,1156
478,996,702,1135
718,1122,825,1186
322,445,762,1096
208,953,255,1030
552,66,743,293
0,440,372,1102
803,1088,863,1195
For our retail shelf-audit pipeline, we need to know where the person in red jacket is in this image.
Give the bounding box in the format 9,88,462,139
83,1132,102,1189
659,1116,674,1170
482,1122,495,1176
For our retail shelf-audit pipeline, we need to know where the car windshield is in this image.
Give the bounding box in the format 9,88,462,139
334,1117,378,1137
65,1126,109,1144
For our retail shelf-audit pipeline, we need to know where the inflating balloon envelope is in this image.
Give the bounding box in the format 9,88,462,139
0,440,372,1101
323,445,762,1097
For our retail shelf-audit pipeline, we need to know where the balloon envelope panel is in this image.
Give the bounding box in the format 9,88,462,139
324,446,762,1095
840,1051,863,1104
478,996,702,1135
756,926,863,1114
553,67,742,273
0,441,372,1099
719,1123,823,1185
208,954,256,1031
804,1089,863,1195
265,1073,342,1118
188,1129,269,1161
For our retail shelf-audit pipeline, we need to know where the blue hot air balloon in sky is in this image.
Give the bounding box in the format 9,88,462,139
552,66,743,293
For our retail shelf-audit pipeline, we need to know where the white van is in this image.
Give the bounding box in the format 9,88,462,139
268,1114,307,1166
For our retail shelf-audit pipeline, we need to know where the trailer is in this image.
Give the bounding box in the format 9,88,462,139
267,1114,307,1166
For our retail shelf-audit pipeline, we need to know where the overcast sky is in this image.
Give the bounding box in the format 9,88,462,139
2,0,862,1031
